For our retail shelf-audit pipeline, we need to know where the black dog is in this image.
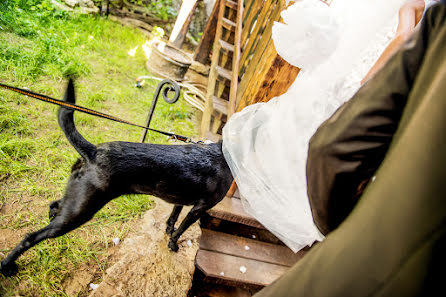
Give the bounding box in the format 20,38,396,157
0,80,233,276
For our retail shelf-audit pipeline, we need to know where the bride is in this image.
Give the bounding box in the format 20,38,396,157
221,0,430,252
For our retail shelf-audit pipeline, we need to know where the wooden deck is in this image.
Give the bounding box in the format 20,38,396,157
189,193,310,296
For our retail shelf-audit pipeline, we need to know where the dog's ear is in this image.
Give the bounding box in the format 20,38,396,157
64,78,76,104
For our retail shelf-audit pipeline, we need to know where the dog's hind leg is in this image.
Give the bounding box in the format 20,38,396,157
0,220,67,277
167,202,209,252
166,205,183,235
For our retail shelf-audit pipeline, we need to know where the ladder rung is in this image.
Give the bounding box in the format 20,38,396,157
218,39,234,56
212,96,229,115
225,0,238,10
221,17,236,32
215,66,232,86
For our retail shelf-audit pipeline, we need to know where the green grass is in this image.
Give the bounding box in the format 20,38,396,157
0,1,198,296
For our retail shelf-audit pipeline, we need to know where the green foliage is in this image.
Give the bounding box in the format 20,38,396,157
128,0,178,20
150,0,178,21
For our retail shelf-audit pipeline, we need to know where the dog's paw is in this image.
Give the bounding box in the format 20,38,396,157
0,261,18,277
168,240,179,252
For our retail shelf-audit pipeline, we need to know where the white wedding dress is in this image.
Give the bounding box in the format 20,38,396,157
222,0,408,252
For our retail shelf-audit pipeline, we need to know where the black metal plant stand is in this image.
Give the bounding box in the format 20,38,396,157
139,79,181,143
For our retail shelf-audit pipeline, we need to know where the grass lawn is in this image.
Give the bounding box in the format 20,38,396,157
0,1,198,295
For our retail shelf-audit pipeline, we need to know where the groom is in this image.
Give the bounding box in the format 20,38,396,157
255,1,446,296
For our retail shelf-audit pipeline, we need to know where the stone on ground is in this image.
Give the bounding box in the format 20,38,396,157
89,199,201,297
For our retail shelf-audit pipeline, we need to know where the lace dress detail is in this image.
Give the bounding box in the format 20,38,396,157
222,0,403,252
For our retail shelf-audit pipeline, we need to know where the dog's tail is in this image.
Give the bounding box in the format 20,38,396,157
58,79,97,162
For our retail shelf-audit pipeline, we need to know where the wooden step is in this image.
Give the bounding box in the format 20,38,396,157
196,250,289,288
222,17,236,32
196,228,305,289
218,39,234,56
200,229,307,267
212,96,229,115
208,196,264,229
225,0,238,10
215,65,232,86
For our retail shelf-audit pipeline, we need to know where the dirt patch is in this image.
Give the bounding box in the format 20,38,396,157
63,268,96,297
89,198,201,297
0,228,27,254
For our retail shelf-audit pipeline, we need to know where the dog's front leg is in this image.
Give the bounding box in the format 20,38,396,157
168,203,208,252
166,205,183,235
0,221,65,276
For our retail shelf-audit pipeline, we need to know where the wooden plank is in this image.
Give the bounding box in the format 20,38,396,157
222,17,236,32
196,249,289,287
237,1,284,109
188,271,256,297
241,0,265,49
201,0,226,137
225,0,238,10
200,215,284,245
251,55,300,104
226,180,238,198
239,0,281,75
213,96,229,115
208,197,265,229
211,117,224,134
200,229,307,267
191,282,254,297
194,0,221,64
216,65,233,85
233,187,241,199
216,6,236,101
219,39,234,55
242,0,259,22
237,37,273,107
169,0,199,48
239,0,277,69
228,0,243,118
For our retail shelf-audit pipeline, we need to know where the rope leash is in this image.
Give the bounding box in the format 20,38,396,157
0,82,199,144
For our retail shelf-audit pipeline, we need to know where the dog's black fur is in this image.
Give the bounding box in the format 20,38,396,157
0,79,233,276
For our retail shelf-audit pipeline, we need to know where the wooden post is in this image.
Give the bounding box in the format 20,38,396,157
102,0,110,16
226,180,238,198
194,0,221,65
227,0,244,119
169,0,199,49
200,0,225,138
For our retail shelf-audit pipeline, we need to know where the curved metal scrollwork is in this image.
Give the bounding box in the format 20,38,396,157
140,79,181,143
159,79,181,104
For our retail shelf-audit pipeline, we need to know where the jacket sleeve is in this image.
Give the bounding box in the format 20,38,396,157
306,5,434,235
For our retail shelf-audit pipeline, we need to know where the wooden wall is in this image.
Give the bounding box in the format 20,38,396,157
195,0,300,113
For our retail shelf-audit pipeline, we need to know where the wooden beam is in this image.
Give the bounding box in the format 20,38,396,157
169,0,199,49
194,0,221,64
240,0,265,52
240,0,277,72
196,249,289,288
200,229,308,267
208,196,265,229
252,55,300,104
237,0,287,110
227,0,244,118
201,0,226,137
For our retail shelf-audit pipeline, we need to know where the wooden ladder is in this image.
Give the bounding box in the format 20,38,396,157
200,0,243,141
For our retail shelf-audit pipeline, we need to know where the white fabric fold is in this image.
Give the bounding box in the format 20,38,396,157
223,0,405,252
